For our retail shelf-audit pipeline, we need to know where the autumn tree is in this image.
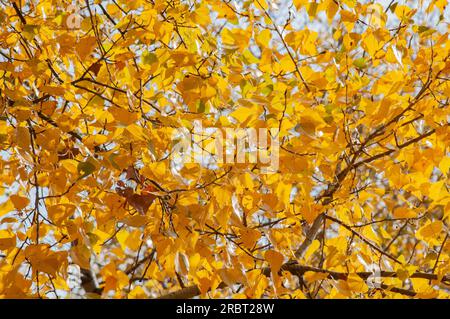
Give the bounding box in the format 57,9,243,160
0,0,449,299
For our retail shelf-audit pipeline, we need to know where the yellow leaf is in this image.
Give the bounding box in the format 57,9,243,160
16,126,30,150
275,181,291,209
362,32,378,57
128,286,147,298
393,207,417,219
258,0,269,10
218,268,245,286
47,204,76,225
304,271,329,282
230,104,262,127
347,273,368,293
438,156,450,174
240,228,261,249
60,159,79,174
417,221,443,241
24,244,68,276
362,226,381,245
428,181,446,201
293,0,308,10
70,244,91,269
175,252,190,276
255,29,271,48
0,230,16,250
304,239,320,261
76,36,96,60
295,109,327,135
0,200,14,218
10,195,29,210
265,250,284,273
242,195,254,210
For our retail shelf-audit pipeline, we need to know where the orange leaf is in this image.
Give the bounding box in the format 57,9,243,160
265,250,284,273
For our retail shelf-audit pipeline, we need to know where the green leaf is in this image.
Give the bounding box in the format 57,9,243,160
77,159,96,178
142,51,157,65
353,57,367,69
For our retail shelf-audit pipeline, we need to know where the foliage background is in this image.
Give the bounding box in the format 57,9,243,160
0,0,449,298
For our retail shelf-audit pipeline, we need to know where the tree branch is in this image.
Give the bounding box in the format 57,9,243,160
157,262,449,299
